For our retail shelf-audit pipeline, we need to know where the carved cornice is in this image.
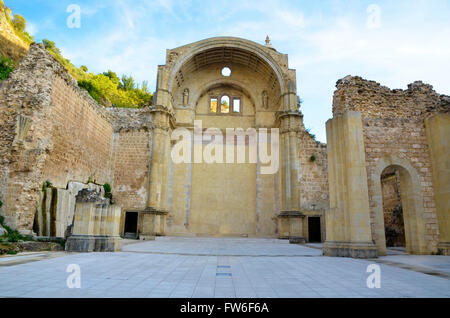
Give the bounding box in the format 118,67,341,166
275,110,303,120
278,210,305,218
143,207,169,215
148,105,177,129
276,110,303,133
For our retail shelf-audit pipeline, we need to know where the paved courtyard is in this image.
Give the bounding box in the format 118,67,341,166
0,237,449,298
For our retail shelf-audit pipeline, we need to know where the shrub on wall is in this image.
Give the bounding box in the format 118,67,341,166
0,55,15,81
77,73,152,108
11,14,25,32
103,183,112,194
103,183,113,203
42,180,53,192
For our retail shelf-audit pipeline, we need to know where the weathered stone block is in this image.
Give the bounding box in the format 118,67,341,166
323,241,379,259
65,189,123,252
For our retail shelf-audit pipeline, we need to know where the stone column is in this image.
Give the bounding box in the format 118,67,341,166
324,111,378,258
425,113,450,255
146,109,171,210
141,105,173,238
276,107,305,243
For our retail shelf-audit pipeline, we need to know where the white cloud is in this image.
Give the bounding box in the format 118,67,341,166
274,9,306,29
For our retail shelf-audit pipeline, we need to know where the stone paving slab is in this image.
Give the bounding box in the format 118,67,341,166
123,237,323,256
0,238,449,298
376,255,450,276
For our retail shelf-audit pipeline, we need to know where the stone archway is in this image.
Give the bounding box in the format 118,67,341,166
166,37,287,97
371,156,428,255
149,37,304,239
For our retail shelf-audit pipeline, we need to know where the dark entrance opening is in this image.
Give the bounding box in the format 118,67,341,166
381,167,406,248
124,212,138,239
308,217,321,243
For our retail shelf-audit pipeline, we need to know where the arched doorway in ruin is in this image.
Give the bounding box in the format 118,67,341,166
371,156,428,255
380,166,406,249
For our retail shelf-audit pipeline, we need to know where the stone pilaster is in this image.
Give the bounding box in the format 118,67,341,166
276,110,305,242
324,111,378,258
142,105,175,238
139,208,168,240
425,113,450,255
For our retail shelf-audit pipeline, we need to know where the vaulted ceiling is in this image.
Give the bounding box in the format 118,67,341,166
174,47,280,92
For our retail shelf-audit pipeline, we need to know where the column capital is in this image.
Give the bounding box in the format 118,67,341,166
149,105,176,130
276,110,303,133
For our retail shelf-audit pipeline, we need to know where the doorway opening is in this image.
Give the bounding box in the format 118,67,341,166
308,217,321,243
381,167,406,249
377,163,427,254
124,212,138,239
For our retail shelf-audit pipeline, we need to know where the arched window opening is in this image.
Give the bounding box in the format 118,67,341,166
221,95,230,113
233,98,241,113
209,95,242,115
210,97,218,113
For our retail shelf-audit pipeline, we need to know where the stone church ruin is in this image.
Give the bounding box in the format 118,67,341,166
0,37,448,257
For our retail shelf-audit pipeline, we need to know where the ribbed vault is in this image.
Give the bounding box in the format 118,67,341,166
173,47,280,92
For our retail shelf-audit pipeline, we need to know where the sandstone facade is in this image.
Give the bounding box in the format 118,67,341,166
0,39,329,243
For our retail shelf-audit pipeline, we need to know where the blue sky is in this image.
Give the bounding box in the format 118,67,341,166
7,0,450,142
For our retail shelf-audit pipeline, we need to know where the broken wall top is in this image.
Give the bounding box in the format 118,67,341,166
0,43,153,132
333,75,450,119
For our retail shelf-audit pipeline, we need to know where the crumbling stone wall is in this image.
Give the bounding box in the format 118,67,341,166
41,75,114,188
0,43,154,233
0,43,61,231
298,131,328,212
108,108,153,211
333,76,450,252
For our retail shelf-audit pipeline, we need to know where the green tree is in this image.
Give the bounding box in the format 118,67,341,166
121,75,136,91
103,70,120,86
5,7,12,22
11,14,25,32
80,65,88,72
140,80,150,93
